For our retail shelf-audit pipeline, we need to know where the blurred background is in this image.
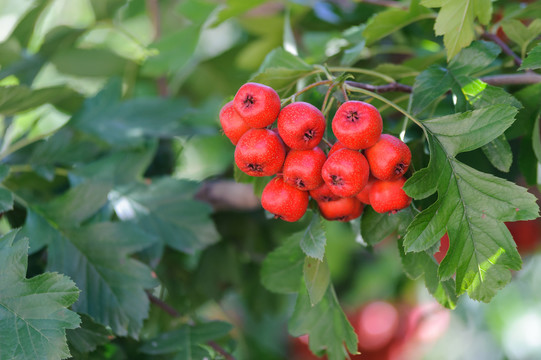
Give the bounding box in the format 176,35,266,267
1,0,541,359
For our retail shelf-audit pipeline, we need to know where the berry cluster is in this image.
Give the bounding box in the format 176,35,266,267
220,82,412,222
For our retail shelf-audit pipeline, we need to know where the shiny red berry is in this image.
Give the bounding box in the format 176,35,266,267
309,182,341,203
321,149,369,198
332,101,383,150
283,147,327,191
318,197,363,222
235,129,286,177
233,82,281,128
278,102,326,150
369,177,412,214
365,134,411,180
219,101,250,145
261,176,309,222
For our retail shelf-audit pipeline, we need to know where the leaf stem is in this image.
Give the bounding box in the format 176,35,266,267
281,80,333,106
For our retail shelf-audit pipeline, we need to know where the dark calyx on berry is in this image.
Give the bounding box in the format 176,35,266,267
247,163,263,172
395,163,406,175
243,95,255,108
346,111,359,122
331,175,343,186
295,178,305,188
303,129,315,141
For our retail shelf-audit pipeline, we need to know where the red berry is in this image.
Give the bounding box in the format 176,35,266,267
332,101,383,150
369,177,411,214
327,141,347,157
318,197,363,222
233,82,281,128
365,134,411,180
261,177,309,222
283,147,326,191
309,182,341,203
277,102,326,150
434,234,449,263
321,149,370,198
356,176,375,205
219,101,250,145
235,129,286,177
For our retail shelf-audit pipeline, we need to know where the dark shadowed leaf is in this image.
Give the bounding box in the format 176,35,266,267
261,235,304,294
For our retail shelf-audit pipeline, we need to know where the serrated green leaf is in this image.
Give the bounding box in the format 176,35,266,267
398,238,457,309
67,314,111,356
421,105,518,156
361,206,414,246
501,19,541,58
289,285,358,360
481,134,513,173
261,235,304,294
109,178,219,255
448,40,500,76
424,0,493,59
299,214,326,260
45,221,157,337
140,321,232,356
404,129,539,301
0,230,81,360
303,256,330,306
364,0,434,45
520,43,541,70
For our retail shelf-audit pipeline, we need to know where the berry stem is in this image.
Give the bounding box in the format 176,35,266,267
321,83,336,113
281,80,333,106
321,137,333,148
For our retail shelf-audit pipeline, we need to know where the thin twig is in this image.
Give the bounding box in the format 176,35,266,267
481,32,522,67
481,73,541,86
147,292,180,317
146,292,237,359
358,0,407,9
345,81,413,93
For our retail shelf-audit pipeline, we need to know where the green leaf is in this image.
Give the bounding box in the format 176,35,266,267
0,186,13,213
289,285,358,360
250,48,313,94
51,48,134,77
360,206,414,246
364,0,434,45
34,181,112,227
398,238,457,309
10,0,50,47
67,314,111,356
43,221,158,337
520,43,541,70
403,104,539,301
214,0,268,25
0,230,81,360
481,134,513,173
140,321,232,356
299,214,326,261
0,85,81,116
109,178,219,254
71,83,214,146
303,256,330,306
90,0,127,20
261,235,304,294
423,0,493,60
501,19,541,58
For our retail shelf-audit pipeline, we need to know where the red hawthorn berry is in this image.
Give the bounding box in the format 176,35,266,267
219,101,250,145
235,128,286,177
434,234,450,263
332,100,383,150
277,101,326,150
318,196,363,222
321,148,370,198
261,176,309,222
369,177,412,214
233,82,281,128
309,182,341,203
365,134,411,181
283,147,327,191
356,176,375,205
327,140,347,157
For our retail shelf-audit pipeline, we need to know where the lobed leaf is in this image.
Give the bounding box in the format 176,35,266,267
0,230,81,360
